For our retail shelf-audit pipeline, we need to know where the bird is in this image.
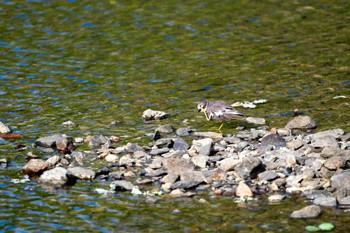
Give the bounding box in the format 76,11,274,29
197,100,245,130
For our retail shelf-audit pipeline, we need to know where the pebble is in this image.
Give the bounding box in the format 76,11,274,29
290,205,321,218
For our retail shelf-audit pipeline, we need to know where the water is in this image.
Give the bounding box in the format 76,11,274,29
0,0,350,232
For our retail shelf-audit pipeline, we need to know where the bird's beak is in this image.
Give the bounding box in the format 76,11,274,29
197,109,201,113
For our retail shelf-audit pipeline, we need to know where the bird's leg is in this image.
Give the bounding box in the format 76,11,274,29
218,122,224,131
203,109,210,121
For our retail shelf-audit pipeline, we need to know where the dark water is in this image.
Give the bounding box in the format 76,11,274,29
1,0,350,232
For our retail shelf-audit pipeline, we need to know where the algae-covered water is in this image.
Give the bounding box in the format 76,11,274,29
1,0,350,232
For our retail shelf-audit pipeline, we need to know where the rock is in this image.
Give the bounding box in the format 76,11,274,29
38,167,75,186
192,132,223,140
110,180,134,191
145,168,167,177
124,143,144,153
176,128,191,137
313,196,337,207
258,170,279,181
142,109,169,120
119,154,135,167
236,181,253,198
150,147,170,156
0,158,8,168
162,173,179,183
290,205,321,218
261,133,286,149
68,167,95,180
46,155,60,167
311,136,339,149
173,138,189,151
154,138,173,148
180,171,208,183
88,135,110,149
245,117,266,125
105,154,119,163
0,121,10,134
321,146,343,158
22,159,50,175
234,157,264,179
217,157,241,172
323,156,346,170
35,134,67,148
338,196,350,208
163,158,195,175
268,194,286,202
309,129,344,140
286,138,304,150
155,124,174,134
56,136,75,153
192,138,213,156
285,116,317,131
330,171,350,199
191,156,208,168
170,180,203,189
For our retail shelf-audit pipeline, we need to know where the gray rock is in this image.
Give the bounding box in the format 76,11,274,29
119,154,135,167
180,171,208,183
154,138,173,148
245,117,266,125
35,134,67,148
324,156,346,170
163,157,195,175
162,173,179,183
286,139,304,150
261,133,286,149
338,196,350,207
250,129,267,140
142,109,169,120
192,132,223,140
88,135,110,149
313,196,337,207
155,124,174,134
311,136,339,149
176,128,191,137
236,131,252,139
22,159,50,175
38,167,75,186
223,136,241,144
290,205,321,218
330,171,350,199
150,147,170,156
170,180,203,189
173,138,189,151
192,138,213,156
145,168,167,177
46,155,60,167
217,157,241,172
258,170,279,181
124,142,144,153
321,146,343,158
68,167,95,180
0,121,10,134
56,136,75,153
309,129,344,140
286,174,304,187
191,155,208,168
234,157,265,179
285,116,317,131
110,180,134,191
105,154,119,163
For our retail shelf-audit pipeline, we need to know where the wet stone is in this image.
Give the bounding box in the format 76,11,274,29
35,134,67,148
0,121,10,134
88,135,110,149
68,167,95,180
110,180,134,191
22,159,50,175
156,124,174,134
290,205,321,218
38,167,75,186
142,109,169,120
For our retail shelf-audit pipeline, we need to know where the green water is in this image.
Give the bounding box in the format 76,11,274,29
1,0,350,232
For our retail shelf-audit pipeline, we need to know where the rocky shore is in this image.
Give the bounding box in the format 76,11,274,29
2,114,350,219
